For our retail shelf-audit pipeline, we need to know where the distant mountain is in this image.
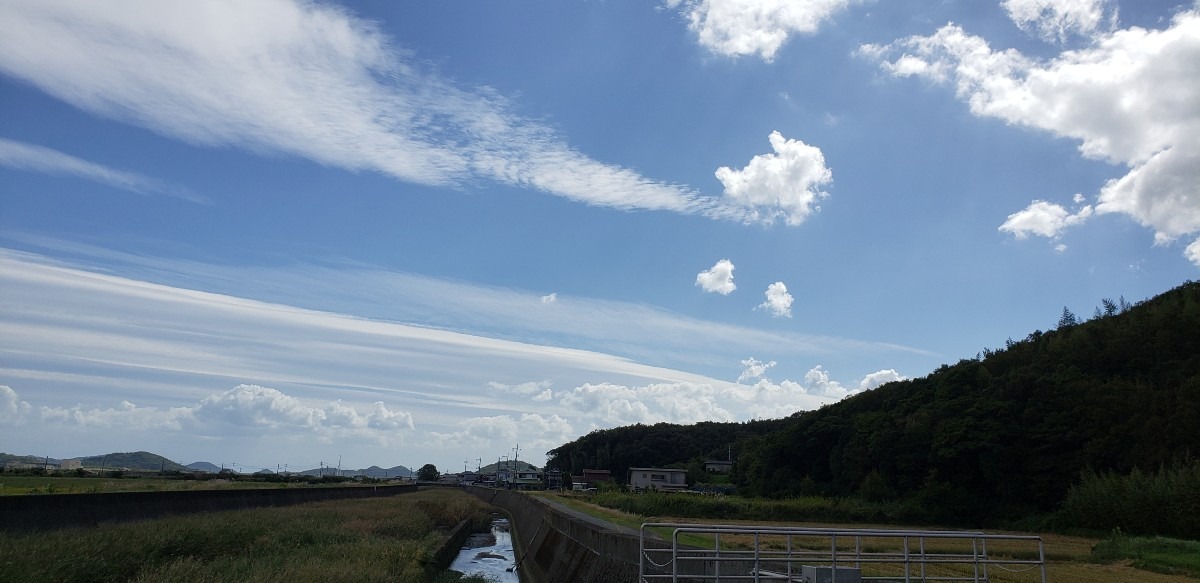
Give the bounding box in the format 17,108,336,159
1,453,61,465
186,461,221,473
294,465,412,478
79,451,186,472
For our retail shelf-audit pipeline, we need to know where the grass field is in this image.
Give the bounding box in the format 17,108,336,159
536,492,1199,582
0,476,307,496
0,487,494,583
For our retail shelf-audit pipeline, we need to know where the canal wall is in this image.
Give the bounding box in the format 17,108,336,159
464,486,641,583
0,483,418,532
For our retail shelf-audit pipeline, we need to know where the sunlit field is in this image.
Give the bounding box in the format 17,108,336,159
0,487,493,583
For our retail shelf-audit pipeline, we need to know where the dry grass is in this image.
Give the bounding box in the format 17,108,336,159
542,492,1197,583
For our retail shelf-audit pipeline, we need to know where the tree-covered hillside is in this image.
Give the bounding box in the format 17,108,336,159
546,418,791,481
735,281,1199,523
80,451,187,472
548,281,1200,526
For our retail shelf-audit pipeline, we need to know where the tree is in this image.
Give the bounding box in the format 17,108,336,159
417,463,439,482
1057,306,1078,328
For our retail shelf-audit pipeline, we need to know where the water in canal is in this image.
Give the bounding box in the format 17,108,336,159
449,515,520,582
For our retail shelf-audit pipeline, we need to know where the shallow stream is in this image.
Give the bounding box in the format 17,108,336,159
448,515,521,582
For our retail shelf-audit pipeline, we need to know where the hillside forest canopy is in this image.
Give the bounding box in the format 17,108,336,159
547,281,1200,533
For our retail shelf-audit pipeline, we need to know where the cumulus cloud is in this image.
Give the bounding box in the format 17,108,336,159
0,137,203,202
999,199,1094,239
427,413,573,453
716,131,832,226
864,11,1200,264
756,281,794,318
665,0,857,61
1002,0,1116,42
859,368,905,391
41,400,190,430
559,381,735,425
1187,238,1200,268
39,384,414,436
1,385,32,423
696,259,737,294
737,357,776,383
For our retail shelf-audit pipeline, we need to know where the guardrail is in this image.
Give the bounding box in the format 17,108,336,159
639,523,1046,583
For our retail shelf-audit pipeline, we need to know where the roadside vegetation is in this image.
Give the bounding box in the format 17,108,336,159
543,490,1199,582
0,488,495,583
0,469,383,496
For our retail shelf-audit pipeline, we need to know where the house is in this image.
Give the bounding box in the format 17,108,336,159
582,468,612,485
703,460,732,473
510,470,543,490
628,467,688,492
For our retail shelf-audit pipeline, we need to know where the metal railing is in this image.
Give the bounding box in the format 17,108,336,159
639,523,1046,583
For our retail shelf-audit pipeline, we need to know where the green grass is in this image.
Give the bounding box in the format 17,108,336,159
1091,532,1200,578
0,488,494,583
0,476,300,495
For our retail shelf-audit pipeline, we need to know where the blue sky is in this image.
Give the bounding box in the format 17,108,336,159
1,0,1197,473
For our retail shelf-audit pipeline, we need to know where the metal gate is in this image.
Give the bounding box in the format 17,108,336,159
639,523,1046,582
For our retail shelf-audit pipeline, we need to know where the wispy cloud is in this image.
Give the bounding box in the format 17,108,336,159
0,137,204,202
0,0,807,224
2,236,936,373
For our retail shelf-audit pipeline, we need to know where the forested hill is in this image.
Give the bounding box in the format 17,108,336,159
549,280,1200,524
546,418,792,481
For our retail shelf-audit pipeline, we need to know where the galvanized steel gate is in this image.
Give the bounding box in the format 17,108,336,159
639,523,1047,583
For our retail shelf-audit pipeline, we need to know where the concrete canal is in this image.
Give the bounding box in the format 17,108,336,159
448,514,521,582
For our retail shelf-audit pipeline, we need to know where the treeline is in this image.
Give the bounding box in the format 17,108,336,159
546,280,1200,533
545,418,790,481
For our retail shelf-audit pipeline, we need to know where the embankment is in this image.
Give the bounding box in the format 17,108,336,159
464,487,642,583
1,483,418,532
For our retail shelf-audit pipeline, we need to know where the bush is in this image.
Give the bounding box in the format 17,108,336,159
1061,459,1200,538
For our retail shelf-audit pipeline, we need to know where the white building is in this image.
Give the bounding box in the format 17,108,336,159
628,467,688,492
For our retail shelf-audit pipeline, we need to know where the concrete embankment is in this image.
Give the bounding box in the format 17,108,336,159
464,486,642,583
1,483,418,532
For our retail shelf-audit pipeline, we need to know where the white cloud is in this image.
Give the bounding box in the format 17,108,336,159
737,357,776,383
489,380,554,402
866,11,1200,263
540,293,558,304
1002,0,1116,42
696,259,737,295
803,365,850,398
756,281,794,318
0,247,936,467
39,384,414,436
0,0,744,222
0,137,203,203
716,131,832,226
665,0,856,61
859,368,905,391
426,412,574,456
1186,238,1200,267
559,381,736,425
999,199,1093,239
40,400,190,430
1,385,32,424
